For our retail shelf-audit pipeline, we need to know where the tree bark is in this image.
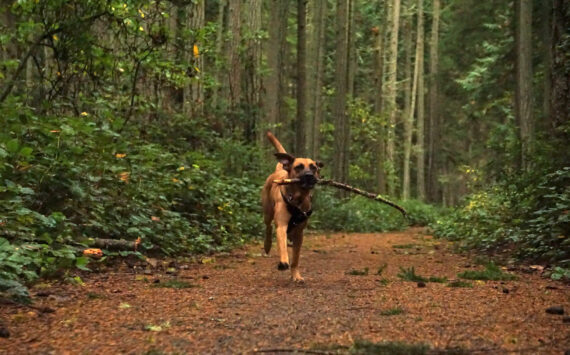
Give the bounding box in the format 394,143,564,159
515,0,533,171
296,0,307,155
373,16,386,194
385,0,401,196
332,0,350,183
427,0,440,202
227,0,241,110
415,0,426,200
244,0,262,143
551,0,569,152
184,0,205,117
264,0,290,141
402,2,414,200
307,0,327,159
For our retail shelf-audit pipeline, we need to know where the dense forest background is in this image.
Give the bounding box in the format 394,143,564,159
1,0,568,299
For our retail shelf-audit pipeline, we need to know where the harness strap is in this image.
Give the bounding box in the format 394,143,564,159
281,190,313,234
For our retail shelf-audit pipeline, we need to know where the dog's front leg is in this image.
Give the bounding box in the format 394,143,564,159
290,229,304,282
275,225,290,270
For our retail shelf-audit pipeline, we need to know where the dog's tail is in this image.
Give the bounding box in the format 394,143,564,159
266,131,286,153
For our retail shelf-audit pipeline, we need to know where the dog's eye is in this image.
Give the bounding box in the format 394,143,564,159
309,164,317,171
294,164,304,171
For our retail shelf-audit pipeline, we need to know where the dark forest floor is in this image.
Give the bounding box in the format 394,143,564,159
1,228,569,354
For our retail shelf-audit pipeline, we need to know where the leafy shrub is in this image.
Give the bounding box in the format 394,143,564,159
433,167,570,265
0,110,262,300
310,190,440,232
457,262,517,281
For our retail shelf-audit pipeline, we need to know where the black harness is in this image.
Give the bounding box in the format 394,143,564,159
281,190,313,234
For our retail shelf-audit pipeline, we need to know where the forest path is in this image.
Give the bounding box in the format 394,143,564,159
1,228,568,354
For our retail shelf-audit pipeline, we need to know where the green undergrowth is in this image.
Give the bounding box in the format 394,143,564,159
432,167,570,272
458,262,517,281
0,110,263,302
397,266,447,283
311,190,442,232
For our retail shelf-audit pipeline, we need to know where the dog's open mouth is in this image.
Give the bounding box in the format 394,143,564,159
299,173,318,189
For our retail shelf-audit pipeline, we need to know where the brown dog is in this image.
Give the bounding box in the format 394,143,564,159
261,131,323,282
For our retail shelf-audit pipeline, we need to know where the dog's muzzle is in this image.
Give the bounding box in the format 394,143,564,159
299,173,318,189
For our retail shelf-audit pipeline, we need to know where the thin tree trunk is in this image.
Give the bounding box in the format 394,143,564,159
244,0,262,143
373,16,386,194
402,2,414,200
184,0,205,116
515,0,533,171
264,0,290,141
542,0,552,134
332,0,350,183
347,0,357,98
211,0,226,109
227,0,241,111
296,0,307,155
427,0,440,202
551,0,569,158
415,0,426,200
385,0,401,196
307,0,327,159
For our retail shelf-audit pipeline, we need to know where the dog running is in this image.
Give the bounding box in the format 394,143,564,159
261,131,323,283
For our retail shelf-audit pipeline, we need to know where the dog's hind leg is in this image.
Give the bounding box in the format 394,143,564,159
264,223,273,254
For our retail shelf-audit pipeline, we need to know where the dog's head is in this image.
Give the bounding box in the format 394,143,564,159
275,153,324,190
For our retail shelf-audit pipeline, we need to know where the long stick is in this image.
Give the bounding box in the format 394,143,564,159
273,178,407,217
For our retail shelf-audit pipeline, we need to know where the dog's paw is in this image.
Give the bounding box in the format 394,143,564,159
292,275,305,283
277,262,290,271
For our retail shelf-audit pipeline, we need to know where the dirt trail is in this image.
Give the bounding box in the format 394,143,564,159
1,228,569,354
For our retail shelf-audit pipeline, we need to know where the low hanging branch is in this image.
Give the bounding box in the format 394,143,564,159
273,178,407,217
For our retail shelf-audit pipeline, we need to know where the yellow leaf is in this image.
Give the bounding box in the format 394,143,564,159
52,34,58,41
193,44,199,58
194,66,200,73
139,26,144,32
115,153,126,158
80,112,88,116
177,166,185,171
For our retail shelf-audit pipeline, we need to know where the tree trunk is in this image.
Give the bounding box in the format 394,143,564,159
264,0,290,142
427,0,440,202
332,0,350,183
415,0,426,200
347,0,357,98
402,2,414,200
385,0,401,196
227,0,241,110
244,0,262,143
184,0,205,117
211,0,226,109
296,0,307,155
551,0,569,151
373,17,386,194
307,0,327,159
515,0,533,171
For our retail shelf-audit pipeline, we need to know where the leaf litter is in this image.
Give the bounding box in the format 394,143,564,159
0,228,568,354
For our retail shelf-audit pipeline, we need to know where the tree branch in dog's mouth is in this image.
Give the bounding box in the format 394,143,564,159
273,178,407,217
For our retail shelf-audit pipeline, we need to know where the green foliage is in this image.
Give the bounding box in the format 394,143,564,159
376,263,387,275
447,280,473,288
346,267,369,276
311,191,440,232
397,266,447,283
380,307,404,316
458,263,517,281
152,280,195,289
350,340,430,355
433,168,570,265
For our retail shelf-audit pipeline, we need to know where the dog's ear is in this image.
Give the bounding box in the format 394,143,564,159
274,153,295,172
316,160,324,169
